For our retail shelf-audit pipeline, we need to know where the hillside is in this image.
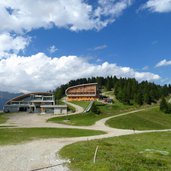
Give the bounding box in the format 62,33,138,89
55,77,171,106
106,107,171,130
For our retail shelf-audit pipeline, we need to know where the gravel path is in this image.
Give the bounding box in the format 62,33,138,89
62,99,84,114
0,104,170,171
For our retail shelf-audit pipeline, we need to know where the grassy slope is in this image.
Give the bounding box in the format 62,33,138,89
106,107,171,130
0,128,105,145
48,101,136,126
69,101,90,109
102,90,115,99
48,111,106,126
60,132,171,171
0,113,8,124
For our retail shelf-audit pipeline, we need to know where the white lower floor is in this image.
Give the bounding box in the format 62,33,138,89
4,104,67,115
40,105,67,115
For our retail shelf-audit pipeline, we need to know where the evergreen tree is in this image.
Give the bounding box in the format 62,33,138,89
135,93,143,106
113,76,118,87
144,93,151,104
54,86,65,103
160,97,168,113
106,79,112,91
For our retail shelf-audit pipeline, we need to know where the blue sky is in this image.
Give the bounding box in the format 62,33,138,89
0,0,171,92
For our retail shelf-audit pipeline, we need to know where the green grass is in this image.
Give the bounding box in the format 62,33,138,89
48,112,106,126
56,100,76,112
56,100,65,105
60,132,171,171
102,90,116,100
0,113,8,124
106,107,171,130
67,104,76,112
69,101,91,110
47,102,137,126
0,128,105,145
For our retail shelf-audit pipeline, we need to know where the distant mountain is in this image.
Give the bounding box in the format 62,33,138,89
0,91,22,110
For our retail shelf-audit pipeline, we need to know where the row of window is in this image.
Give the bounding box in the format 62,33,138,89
68,92,96,95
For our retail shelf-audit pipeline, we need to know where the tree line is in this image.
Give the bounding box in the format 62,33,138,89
54,76,171,106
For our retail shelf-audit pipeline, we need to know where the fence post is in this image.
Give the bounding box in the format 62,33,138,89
93,145,99,164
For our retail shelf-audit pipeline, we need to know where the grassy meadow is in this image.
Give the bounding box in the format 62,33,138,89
0,113,8,124
106,107,171,130
48,101,137,126
60,132,171,171
0,128,105,145
69,101,91,110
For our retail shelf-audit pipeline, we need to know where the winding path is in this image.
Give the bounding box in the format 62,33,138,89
0,103,171,171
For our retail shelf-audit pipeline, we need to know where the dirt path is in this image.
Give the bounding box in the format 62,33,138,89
62,99,84,114
0,104,171,171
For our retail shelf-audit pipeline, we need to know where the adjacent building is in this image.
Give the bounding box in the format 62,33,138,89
3,92,67,114
66,83,99,101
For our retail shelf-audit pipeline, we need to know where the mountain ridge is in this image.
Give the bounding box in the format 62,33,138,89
0,91,22,110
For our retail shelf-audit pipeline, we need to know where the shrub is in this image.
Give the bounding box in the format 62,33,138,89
91,102,101,115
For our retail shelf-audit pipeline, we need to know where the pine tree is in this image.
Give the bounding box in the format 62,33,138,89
144,93,151,104
54,86,65,102
135,93,143,106
106,79,112,91
160,97,168,113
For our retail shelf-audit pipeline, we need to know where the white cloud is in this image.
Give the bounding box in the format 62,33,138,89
0,0,133,33
0,33,30,57
142,0,171,13
156,59,171,67
142,66,149,70
96,0,133,18
160,78,170,84
0,53,160,93
94,45,107,51
48,45,58,53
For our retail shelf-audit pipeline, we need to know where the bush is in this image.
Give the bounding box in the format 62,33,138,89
91,102,101,115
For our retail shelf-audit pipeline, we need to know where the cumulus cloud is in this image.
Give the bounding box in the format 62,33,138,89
156,59,171,67
0,53,160,93
142,0,171,13
0,33,30,57
0,0,133,33
48,45,58,53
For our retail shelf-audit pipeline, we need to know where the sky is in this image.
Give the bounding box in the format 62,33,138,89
0,0,171,93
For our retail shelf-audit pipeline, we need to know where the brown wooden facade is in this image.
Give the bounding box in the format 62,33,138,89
65,83,98,101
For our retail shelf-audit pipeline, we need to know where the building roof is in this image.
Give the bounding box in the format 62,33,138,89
65,83,98,95
6,92,53,105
